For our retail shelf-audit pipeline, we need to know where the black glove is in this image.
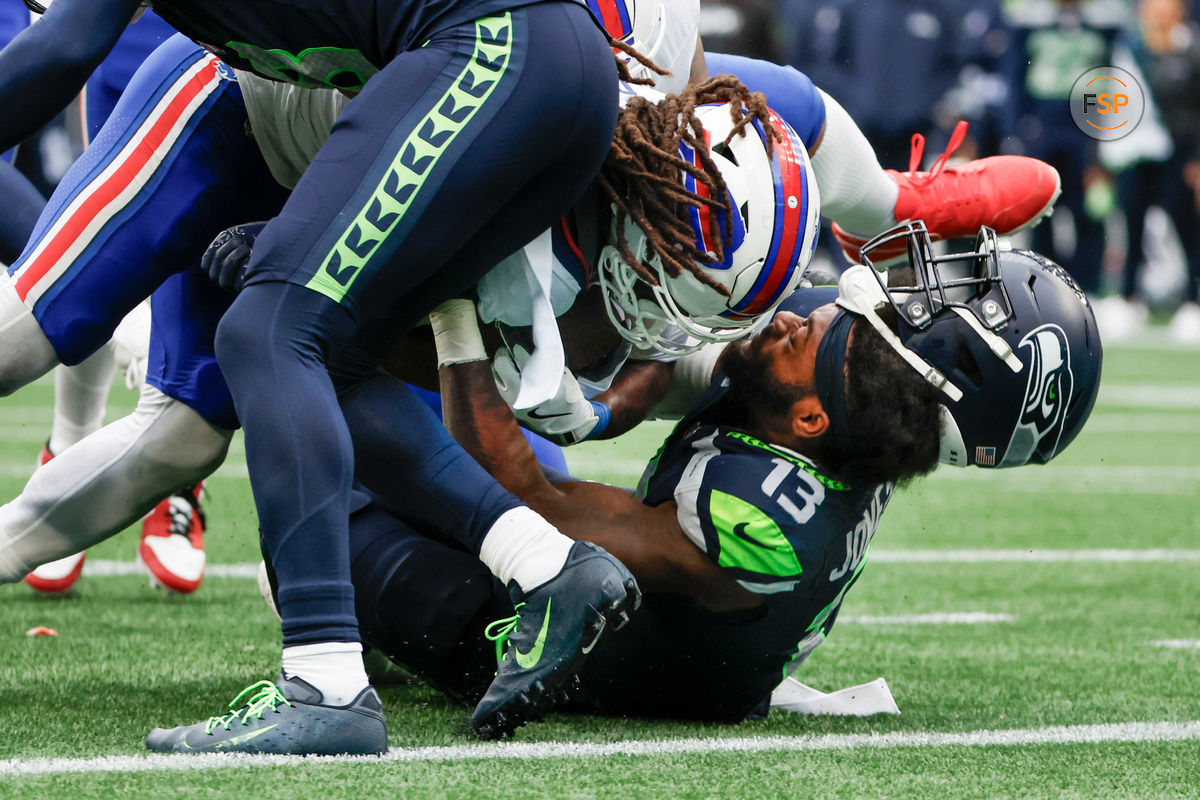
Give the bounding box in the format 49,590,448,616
201,221,268,292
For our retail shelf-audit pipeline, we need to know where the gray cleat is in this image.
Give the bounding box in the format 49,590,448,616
472,541,640,739
145,674,387,755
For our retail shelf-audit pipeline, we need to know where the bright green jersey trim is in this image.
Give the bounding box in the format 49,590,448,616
722,431,849,491
305,13,514,303
710,490,803,579
224,42,377,91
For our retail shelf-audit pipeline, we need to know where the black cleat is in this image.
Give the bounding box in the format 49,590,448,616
471,541,640,739
145,674,387,755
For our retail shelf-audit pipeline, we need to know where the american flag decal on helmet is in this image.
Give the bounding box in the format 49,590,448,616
975,446,997,466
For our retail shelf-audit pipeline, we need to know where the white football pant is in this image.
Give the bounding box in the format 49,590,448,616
0,384,233,582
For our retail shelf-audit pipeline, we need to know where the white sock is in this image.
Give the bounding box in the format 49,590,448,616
48,343,117,455
810,89,899,238
281,641,369,706
479,506,574,594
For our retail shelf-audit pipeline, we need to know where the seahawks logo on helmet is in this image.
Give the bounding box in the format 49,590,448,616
1000,324,1073,467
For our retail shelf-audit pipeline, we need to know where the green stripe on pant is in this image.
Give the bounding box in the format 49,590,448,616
305,12,514,303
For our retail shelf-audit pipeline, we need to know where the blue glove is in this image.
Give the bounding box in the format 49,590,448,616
201,221,268,292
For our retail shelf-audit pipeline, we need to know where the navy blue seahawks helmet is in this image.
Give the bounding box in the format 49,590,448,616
852,222,1103,468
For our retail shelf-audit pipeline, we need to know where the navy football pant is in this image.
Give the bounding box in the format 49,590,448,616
0,159,44,265
216,1,617,646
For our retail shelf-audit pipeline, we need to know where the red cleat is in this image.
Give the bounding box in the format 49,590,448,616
834,121,1062,262
24,552,86,595
24,442,88,595
138,482,207,594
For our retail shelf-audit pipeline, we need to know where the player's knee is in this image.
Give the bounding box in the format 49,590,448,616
213,294,260,376
0,347,55,397
0,288,59,396
216,283,356,383
135,386,234,477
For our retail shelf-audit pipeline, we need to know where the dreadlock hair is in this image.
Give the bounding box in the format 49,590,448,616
821,305,942,488
594,76,780,297
610,37,667,87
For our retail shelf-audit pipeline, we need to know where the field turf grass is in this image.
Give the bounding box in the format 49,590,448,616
1,330,1198,798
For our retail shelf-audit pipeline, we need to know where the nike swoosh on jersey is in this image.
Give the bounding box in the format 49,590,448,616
514,598,552,668
733,522,785,551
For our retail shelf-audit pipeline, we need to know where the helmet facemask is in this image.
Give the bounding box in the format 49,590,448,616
852,222,1101,468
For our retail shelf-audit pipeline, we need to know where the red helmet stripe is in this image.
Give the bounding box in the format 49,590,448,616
588,0,634,40
732,110,807,317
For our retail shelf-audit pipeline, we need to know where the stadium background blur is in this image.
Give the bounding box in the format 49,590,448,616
704,0,1200,344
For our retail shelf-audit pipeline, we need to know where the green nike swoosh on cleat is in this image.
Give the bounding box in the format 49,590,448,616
212,724,279,749
513,598,551,668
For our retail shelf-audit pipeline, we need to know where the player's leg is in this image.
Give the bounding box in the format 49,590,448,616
182,3,621,753
0,34,284,389
0,381,233,585
137,267,246,592
42,8,180,462
347,501,508,704
19,340,120,593
0,269,243,585
706,53,1061,262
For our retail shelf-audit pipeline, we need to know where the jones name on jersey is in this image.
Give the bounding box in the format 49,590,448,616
570,386,893,722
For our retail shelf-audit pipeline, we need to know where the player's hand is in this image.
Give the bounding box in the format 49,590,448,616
201,222,268,292
492,346,600,446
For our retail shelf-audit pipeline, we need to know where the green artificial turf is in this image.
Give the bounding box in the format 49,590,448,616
0,330,1197,798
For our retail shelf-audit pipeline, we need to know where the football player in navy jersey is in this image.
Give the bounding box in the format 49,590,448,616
0,0,637,756
308,228,1102,724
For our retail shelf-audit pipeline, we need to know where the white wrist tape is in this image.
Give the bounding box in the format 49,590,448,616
429,299,487,366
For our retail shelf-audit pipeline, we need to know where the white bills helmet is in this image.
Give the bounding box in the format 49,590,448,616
598,99,821,354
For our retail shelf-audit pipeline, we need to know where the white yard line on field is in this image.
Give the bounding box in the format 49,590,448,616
839,612,1013,624
1,720,1198,778
84,560,260,579
79,549,1200,581
1098,384,1200,408
1150,640,1200,649
869,549,1200,563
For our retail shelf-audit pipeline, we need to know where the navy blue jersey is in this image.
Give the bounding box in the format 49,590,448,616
151,0,576,91
573,385,893,721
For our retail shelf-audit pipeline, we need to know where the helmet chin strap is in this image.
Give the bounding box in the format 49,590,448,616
836,265,964,402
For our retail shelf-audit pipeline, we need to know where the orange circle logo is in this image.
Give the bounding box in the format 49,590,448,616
1070,66,1145,141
